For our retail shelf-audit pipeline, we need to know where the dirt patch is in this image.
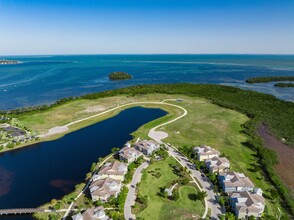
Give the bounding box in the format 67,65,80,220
39,126,68,138
84,105,106,113
258,125,294,193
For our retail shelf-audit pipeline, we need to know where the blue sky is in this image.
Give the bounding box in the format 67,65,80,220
0,0,294,55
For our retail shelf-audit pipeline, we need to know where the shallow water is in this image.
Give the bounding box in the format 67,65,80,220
0,54,294,110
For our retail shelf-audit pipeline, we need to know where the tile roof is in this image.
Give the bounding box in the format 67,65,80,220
134,140,158,151
220,171,254,188
194,145,220,155
98,161,127,176
119,146,142,160
90,178,121,198
230,191,265,215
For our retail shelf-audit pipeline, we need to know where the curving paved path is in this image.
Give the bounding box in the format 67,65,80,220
63,154,114,219
124,162,149,220
40,100,185,138
148,100,222,219
57,98,220,219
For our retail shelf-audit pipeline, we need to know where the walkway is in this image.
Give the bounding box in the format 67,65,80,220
124,162,149,220
62,153,114,219
0,208,45,215
147,100,222,219
168,147,222,219
40,99,186,138
0,208,72,216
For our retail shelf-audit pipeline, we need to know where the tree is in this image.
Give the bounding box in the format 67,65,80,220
218,196,226,206
50,199,58,207
225,212,236,220
90,162,96,172
111,147,120,153
197,191,208,201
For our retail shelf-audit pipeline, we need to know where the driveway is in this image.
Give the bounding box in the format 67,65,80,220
124,162,149,220
168,147,222,219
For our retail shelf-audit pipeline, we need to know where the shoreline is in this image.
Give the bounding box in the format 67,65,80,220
0,101,178,154
0,84,293,218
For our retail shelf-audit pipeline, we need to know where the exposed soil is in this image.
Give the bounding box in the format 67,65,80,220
84,105,106,113
258,125,294,193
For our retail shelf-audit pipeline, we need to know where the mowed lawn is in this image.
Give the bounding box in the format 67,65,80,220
160,97,278,215
137,157,204,220
14,94,181,134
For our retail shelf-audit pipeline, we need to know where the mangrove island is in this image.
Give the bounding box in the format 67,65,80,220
246,76,294,83
274,83,294,88
109,71,132,80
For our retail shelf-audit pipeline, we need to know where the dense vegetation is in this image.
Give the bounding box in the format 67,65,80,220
109,71,132,80
2,83,294,217
246,76,294,83
81,83,294,217
274,83,294,88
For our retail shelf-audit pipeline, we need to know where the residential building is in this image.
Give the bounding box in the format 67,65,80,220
134,140,160,156
194,145,220,161
205,156,230,173
229,189,265,219
218,171,255,193
93,161,127,181
71,206,110,220
119,146,142,163
89,178,122,202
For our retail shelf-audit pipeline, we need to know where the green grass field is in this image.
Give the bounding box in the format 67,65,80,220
12,93,280,216
133,96,279,216
137,157,204,220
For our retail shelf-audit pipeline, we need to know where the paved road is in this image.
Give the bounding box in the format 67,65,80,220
124,162,149,220
168,147,222,219
148,100,222,219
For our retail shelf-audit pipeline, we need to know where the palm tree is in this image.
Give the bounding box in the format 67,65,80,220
197,191,208,200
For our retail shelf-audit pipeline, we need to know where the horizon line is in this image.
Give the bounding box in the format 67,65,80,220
1,53,294,57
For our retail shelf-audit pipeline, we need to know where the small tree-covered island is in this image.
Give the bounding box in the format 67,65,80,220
1,83,294,220
109,71,133,80
274,83,294,88
246,76,294,83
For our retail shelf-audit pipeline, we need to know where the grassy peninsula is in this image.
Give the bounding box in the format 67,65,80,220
2,83,294,218
109,71,132,80
246,76,294,83
274,83,294,88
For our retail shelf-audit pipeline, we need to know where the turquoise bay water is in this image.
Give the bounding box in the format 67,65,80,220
0,54,294,109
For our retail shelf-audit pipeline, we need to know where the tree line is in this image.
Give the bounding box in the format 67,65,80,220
2,83,294,217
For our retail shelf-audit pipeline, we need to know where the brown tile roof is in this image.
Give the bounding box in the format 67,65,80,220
230,191,265,215
98,161,127,176
90,178,121,198
82,206,110,220
195,145,220,156
119,146,142,160
207,156,230,166
134,140,158,151
221,171,254,188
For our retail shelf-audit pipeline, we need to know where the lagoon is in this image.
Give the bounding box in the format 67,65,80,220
0,107,167,219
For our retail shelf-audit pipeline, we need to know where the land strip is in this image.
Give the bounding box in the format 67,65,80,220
246,76,294,83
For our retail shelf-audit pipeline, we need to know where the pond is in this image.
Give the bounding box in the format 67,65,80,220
0,107,167,219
